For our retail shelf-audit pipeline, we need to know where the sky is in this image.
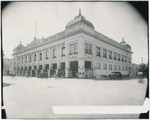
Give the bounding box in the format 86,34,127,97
2,2,148,64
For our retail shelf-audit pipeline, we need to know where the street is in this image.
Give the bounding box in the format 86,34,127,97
3,76,147,118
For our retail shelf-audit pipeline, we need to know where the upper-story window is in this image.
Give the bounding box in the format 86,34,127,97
125,66,127,71
34,54,36,61
61,47,65,57
25,56,27,63
29,54,31,62
96,47,101,57
125,56,127,63
122,55,124,62
96,62,101,69
118,65,121,71
70,43,78,54
122,66,124,71
114,52,117,60
53,47,56,58
46,49,49,59
103,49,107,58
40,51,42,60
85,43,92,54
109,64,112,70
114,65,117,70
109,51,112,59
14,59,16,64
129,57,131,63
22,57,23,63
103,63,107,70
17,57,20,64
118,54,121,61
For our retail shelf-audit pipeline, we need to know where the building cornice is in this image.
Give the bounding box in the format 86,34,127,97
13,28,132,56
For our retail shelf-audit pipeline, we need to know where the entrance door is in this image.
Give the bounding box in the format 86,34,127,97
85,61,93,78
53,63,57,69
85,61,91,69
39,65,42,70
70,61,78,78
45,64,49,70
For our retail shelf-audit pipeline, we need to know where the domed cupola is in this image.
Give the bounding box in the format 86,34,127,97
17,41,24,49
120,38,131,51
13,41,24,54
65,9,94,29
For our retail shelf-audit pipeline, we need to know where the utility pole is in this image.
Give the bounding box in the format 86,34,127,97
35,20,37,38
142,57,143,64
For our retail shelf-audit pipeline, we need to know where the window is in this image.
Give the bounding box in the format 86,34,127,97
103,49,107,58
61,62,65,69
40,52,42,60
85,43,92,54
122,55,124,62
85,61,92,69
17,67,20,71
45,64,49,70
39,65,42,70
118,54,121,61
109,51,112,59
25,67,27,70
129,57,131,63
29,54,31,62
114,52,117,60
25,56,27,63
29,66,32,70
70,43,78,54
118,65,121,71
61,47,65,56
122,66,124,71
96,62,101,69
53,63,57,69
22,57,23,63
109,64,112,70
46,49,49,59
96,47,101,56
18,57,20,64
125,56,127,63
70,44,74,54
125,66,127,71
34,54,36,61
103,63,107,70
114,65,117,70
74,43,78,53
34,66,37,70
53,47,56,58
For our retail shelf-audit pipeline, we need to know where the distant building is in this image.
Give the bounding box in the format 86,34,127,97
12,10,132,78
131,63,140,77
3,58,13,75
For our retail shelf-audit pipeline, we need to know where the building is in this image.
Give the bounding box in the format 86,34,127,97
131,63,140,77
12,10,132,78
3,58,13,75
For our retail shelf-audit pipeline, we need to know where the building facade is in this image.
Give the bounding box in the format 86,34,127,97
3,58,13,75
12,10,132,78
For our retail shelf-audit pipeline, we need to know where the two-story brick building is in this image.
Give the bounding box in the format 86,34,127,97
12,10,132,78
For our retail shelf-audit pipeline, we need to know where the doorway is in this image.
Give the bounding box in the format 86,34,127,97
70,61,78,78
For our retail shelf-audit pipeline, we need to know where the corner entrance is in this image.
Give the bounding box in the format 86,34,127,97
85,61,93,78
69,61,78,78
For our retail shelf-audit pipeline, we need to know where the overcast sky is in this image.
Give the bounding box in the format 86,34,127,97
2,2,148,64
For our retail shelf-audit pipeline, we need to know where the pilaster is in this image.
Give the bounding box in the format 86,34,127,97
78,59,85,78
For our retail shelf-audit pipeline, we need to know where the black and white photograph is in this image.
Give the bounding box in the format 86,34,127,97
2,1,149,119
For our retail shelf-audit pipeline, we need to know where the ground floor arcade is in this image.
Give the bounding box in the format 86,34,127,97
13,59,131,78
13,60,93,78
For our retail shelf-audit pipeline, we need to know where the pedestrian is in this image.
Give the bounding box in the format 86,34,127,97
54,69,58,79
